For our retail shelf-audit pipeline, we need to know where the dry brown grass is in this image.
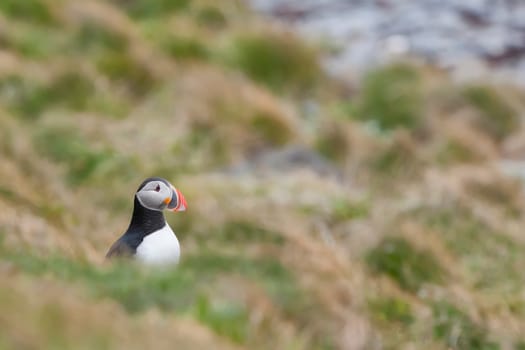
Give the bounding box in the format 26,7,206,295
0,267,242,350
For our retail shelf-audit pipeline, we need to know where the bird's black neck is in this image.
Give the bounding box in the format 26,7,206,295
126,196,166,237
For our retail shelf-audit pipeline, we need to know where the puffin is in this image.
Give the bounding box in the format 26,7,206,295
106,177,187,265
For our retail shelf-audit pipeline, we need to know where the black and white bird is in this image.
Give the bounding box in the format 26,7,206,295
106,177,187,265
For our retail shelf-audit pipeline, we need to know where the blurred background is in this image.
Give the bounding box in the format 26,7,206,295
0,0,524,349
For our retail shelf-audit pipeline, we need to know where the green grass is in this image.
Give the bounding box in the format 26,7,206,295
33,127,114,185
368,297,414,325
97,51,157,98
225,32,320,92
195,6,227,29
421,206,525,292
315,123,350,162
0,0,56,25
435,139,483,165
2,26,65,59
250,111,293,147
193,295,249,343
432,302,499,350
70,22,129,54
369,140,420,180
0,72,96,119
208,221,284,244
463,85,518,141
0,245,308,344
350,64,422,131
366,237,445,293
330,198,370,222
48,72,96,110
0,75,49,119
160,35,209,61
110,0,190,19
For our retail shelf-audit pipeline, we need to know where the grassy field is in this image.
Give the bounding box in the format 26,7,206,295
1,0,525,349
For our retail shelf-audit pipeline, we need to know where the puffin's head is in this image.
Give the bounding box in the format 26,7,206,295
135,177,187,212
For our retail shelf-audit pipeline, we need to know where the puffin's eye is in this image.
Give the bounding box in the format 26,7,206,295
154,184,161,192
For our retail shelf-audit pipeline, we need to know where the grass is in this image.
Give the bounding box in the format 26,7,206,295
463,85,518,141
160,35,209,61
420,206,525,292
0,0,56,25
194,295,249,343
435,138,484,165
1,1,525,349
330,197,370,222
250,111,293,147
2,25,65,59
432,302,499,350
111,0,190,19
207,221,284,244
96,51,157,98
0,75,49,119
350,64,423,131
0,72,96,119
315,122,350,162
366,237,445,293
224,32,320,92
71,22,129,54
368,137,421,181
33,127,114,185
368,297,414,326
0,244,309,345
195,6,227,29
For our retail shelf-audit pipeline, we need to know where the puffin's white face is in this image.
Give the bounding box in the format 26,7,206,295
135,179,187,212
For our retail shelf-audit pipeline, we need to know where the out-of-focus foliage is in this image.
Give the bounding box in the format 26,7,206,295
0,1,525,350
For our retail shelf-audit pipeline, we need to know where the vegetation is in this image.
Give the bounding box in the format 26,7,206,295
367,237,445,292
0,1,525,349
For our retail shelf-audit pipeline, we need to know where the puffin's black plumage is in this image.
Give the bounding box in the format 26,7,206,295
105,196,166,258
105,177,186,262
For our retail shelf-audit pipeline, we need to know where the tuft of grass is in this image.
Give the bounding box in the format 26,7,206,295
194,295,248,344
435,139,484,165
0,75,49,119
172,123,230,170
97,51,157,98
315,122,350,162
330,198,370,222
0,0,56,25
2,26,65,59
71,22,129,53
181,252,310,318
432,302,499,350
351,64,422,131
160,35,209,61
110,0,190,19
421,206,525,292
0,72,95,119
1,250,197,313
1,245,307,333
209,221,284,244
369,138,420,180
196,6,227,29
225,32,320,92
250,111,293,147
368,297,414,325
33,127,113,185
463,85,518,141
47,71,96,110
466,179,523,217
366,237,445,292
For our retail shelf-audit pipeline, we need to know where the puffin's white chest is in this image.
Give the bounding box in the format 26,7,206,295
135,224,180,265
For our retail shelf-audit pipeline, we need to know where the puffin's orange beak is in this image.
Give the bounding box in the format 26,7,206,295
167,186,187,212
